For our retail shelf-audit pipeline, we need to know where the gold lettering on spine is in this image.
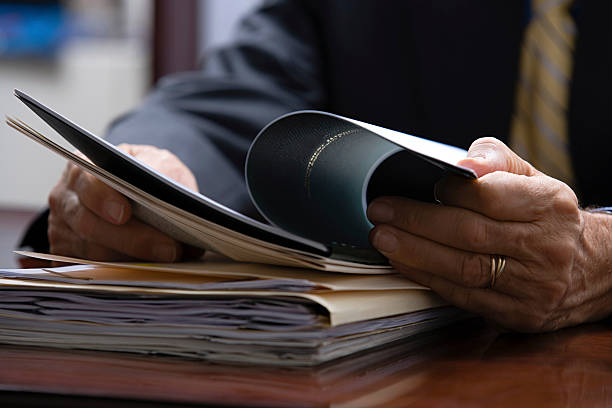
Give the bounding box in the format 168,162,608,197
304,129,358,198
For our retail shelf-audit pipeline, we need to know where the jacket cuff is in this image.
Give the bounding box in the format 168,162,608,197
18,208,50,253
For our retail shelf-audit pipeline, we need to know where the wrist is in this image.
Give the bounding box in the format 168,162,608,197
578,210,612,322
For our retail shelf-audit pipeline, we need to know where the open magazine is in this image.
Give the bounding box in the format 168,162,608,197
7,90,475,273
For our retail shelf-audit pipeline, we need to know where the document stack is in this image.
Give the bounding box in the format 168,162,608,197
1,91,472,365
0,252,464,366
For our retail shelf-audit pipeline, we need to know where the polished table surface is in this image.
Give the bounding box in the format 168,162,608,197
1,321,612,407
1,210,612,407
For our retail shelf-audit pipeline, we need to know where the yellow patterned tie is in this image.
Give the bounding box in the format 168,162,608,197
509,0,576,186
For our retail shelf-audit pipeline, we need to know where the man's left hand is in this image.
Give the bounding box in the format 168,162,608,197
368,137,612,332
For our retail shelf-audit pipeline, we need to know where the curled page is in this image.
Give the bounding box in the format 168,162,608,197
246,111,476,256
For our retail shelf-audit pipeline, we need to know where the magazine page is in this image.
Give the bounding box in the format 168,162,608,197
12,90,328,256
246,111,476,258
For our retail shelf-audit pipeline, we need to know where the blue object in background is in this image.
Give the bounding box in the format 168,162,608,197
0,3,67,58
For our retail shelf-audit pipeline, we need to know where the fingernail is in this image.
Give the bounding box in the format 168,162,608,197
153,243,177,262
367,201,394,223
104,200,124,223
372,229,398,252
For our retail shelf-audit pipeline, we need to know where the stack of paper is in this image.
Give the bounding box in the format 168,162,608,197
0,252,465,366
6,94,474,271
2,92,475,366
6,117,389,273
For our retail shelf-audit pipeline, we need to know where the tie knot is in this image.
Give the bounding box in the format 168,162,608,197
533,0,573,17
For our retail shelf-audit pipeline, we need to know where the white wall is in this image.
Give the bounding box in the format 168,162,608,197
199,0,262,51
0,0,260,210
0,39,150,210
0,0,152,210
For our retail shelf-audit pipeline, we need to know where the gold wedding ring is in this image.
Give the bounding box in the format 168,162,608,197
489,254,506,288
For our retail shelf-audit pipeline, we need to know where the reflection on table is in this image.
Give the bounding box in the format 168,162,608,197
2,318,612,407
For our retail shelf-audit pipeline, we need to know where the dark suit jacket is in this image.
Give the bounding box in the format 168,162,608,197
21,0,612,251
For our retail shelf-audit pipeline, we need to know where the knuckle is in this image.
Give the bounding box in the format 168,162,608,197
72,167,89,192
394,201,420,230
111,226,151,259
471,136,500,151
529,202,548,220
61,194,79,220
67,163,82,186
440,282,473,311
526,178,552,218
551,185,580,219
129,237,166,260
457,214,490,250
71,206,96,240
47,222,61,246
457,287,474,310
48,189,60,213
124,239,146,258
510,225,537,256
73,171,102,205
459,252,488,287
48,179,70,214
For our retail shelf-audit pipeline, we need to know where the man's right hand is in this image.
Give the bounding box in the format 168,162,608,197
47,144,199,262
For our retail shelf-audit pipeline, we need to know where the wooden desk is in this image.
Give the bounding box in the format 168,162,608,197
1,209,611,406
1,319,611,407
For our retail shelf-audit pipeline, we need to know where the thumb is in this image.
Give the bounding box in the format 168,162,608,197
457,137,537,178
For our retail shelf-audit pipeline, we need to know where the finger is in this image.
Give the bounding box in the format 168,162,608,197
118,144,199,192
370,225,490,288
48,212,78,257
458,137,538,178
68,164,132,225
182,245,206,260
367,196,531,256
56,193,182,262
370,224,527,295
391,263,530,331
48,213,126,260
94,217,183,262
434,172,561,222
51,210,199,263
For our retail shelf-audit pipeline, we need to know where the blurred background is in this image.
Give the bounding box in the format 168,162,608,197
0,0,261,211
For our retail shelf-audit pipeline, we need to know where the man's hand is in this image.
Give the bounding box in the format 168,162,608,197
368,137,612,332
48,144,199,262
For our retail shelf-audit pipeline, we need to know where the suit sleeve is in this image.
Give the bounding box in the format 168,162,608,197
105,0,326,216
19,0,326,251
